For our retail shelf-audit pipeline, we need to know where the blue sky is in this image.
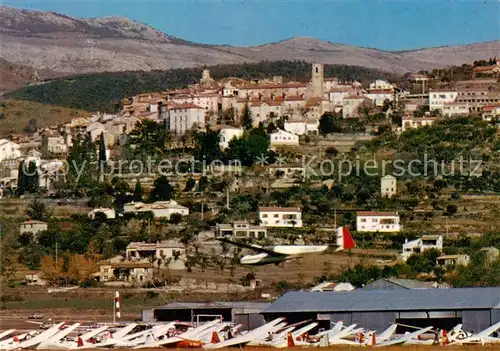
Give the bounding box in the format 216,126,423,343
3,0,499,50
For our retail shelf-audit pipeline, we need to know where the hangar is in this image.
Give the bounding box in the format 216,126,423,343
145,301,270,331
262,287,500,333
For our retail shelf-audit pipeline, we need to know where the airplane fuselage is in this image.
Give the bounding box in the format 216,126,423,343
239,245,329,265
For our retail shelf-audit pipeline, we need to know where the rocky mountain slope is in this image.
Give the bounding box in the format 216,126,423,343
0,6,499,82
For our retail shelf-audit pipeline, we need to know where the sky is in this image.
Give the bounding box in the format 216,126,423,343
2,0,499,50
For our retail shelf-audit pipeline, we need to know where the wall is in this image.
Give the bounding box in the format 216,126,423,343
462,309,493,333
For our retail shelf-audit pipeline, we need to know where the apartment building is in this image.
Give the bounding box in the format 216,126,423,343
401,235,443,261
437,254,470,267
356,211,401,232
429,90,459,111
258,207,303,227
380,175,397,198
162,103,206,135
125,240,186,270
216,221,267,239
0,139,21,163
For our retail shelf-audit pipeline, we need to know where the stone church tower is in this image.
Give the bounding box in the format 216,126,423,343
311,63,324,98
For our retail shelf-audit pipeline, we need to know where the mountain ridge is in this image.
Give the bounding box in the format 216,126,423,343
0,5,499,86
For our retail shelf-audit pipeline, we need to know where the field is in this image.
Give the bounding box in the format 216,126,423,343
0,99,90,136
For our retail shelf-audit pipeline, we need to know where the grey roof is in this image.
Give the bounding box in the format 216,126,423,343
263,288,500,314
155,301,271,311
362,278,446,290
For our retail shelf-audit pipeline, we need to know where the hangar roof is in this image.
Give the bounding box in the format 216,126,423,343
264,288,500,314
155,301,270,311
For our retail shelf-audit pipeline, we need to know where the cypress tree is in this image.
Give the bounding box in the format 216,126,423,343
17,160,26,196
133,180,143,202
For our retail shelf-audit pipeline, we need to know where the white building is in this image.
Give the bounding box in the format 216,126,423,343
125,240,186,270
369,80,394,90
437,254,470,267
381,175,397,198
20,220,48,236
401,116,438,132
219,126,244,150
163,103,206,135
442,102,469,117
41,135,68,157
0,139,21,163
401,235,443,262
258,207,302,227
88,207,116,219
429,90,459,112
482,105,500,123
123,200,189,219
269,129,299,147
284,120,319,136
216,221,267,239
356,211,401,232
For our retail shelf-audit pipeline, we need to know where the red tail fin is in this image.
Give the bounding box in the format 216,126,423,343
77,337,84,347
287,332,295,348
211,331,221,344
371,332,376,346
342,227,356,250
358,332,364,344
441,329,448,345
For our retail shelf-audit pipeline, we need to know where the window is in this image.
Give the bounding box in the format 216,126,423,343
361,219,367,223
372,218,378,222
262,214,268,218
274,214,279,218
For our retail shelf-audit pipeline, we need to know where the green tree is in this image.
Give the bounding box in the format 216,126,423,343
196,128,222,164
149,176,174,202
17,160,27,196
319,113,341,134
184,178,196,192
128,120,168,157
242,104,253,130
26,198,51,221
133,180,143,202
98,132,107,181
26,160,39,193
23,118,38,134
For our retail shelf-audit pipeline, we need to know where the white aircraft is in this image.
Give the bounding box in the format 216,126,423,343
219,226,356,266
10,322,65,350
37,323,82,349
273,322,319,348
451,321,500,345
0,330,15,342
134,319,222,349
374,326,434,347
363,323,398,346
203,317,285,349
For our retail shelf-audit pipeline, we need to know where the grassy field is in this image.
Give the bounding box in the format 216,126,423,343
0,99,90,137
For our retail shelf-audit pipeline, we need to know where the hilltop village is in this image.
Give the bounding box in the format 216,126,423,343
0,60,499,302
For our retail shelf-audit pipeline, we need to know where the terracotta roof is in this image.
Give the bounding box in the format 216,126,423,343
21,220,47,225
346,95,365,99
168,103,205,110
285,95,305,101
473,65,499,72
356,211,398,217
482,104,500,111
259,207,301,212
366,89,394,94
328,88,352,93
239,83,307,90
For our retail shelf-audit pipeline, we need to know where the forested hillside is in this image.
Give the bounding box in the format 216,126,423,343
5,61,399,112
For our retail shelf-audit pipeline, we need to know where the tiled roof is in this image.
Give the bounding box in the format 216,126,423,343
356,211,398,217
259,207,301,212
